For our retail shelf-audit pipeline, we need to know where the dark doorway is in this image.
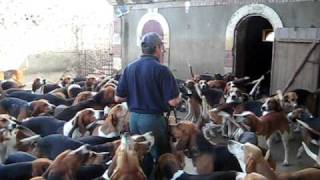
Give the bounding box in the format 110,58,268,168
234,16,273,95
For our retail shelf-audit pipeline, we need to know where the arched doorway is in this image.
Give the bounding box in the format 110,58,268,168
141,20,166,63
137,10,170,66
234,16,273,94
225,4,283,95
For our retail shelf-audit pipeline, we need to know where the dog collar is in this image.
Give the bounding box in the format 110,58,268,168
171,170,185,180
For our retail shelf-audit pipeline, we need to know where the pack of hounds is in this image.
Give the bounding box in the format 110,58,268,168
0,71,319,180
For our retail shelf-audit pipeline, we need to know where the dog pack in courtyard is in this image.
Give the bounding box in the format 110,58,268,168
0,0,320,179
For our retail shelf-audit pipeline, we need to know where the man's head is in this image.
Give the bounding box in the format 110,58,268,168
141,32,164,60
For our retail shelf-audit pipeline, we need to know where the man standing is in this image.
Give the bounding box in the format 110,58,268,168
115,32,180,174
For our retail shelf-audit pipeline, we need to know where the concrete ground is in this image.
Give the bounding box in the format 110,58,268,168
175,112,317,174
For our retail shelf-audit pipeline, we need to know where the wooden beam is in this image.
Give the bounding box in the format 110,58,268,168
283,42,319,92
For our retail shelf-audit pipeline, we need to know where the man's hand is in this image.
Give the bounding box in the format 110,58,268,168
168,94,182,107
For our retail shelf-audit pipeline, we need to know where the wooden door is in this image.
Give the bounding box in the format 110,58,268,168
270,28,320,93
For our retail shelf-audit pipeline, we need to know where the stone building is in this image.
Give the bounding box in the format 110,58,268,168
108,0,320,94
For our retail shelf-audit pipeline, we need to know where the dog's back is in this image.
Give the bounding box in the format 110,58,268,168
260,112,289,136
0,97,28,118
22,117,65,137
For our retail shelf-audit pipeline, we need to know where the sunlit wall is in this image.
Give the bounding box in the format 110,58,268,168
0,0,114,71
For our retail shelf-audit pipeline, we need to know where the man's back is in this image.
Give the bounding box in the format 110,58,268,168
117,55,178,114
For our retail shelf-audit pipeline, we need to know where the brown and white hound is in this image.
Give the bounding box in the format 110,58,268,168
0,98,55,121
288,108,320,164
228,141,320,180
169,121,242,174
0,123,40,162
72,91,94,106
33,145,110,180
105,133,155,180
63,108,97,139
92,102,129,138
157,153,265,180
234,109,290,166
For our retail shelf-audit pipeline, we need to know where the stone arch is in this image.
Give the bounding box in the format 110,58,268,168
136,9,170,48
224,4,283,72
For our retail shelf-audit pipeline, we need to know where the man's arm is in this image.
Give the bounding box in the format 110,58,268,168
160,67,181,107
115,68,128,103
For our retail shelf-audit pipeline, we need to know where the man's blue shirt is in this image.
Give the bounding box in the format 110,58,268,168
116,55,179,114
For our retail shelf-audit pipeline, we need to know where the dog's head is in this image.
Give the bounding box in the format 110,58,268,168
233,111,255,123
226,87,248,104
157,153,185,179
61,75,72,86
72,145,110,165
169,121,199,151
261,97,282,113
106,102,129,133
93,86,115,107
43,145,110,179
72,91,94,105
224,81,237,94
184,80,195,90
32,78,44,92
107,133,146,180
283,92,298,112
30,99,55,117
86,76,98,87
228,140,264,173
72,108,96,135
0,114,17,130
0,125,41,153
198,80,209,90
132,132,155,161
131,131,155,153
67,84,82,98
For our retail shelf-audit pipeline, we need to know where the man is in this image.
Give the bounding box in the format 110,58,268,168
115,32,180,175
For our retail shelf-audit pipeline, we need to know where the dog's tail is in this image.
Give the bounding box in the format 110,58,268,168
296,119,320,136
302,141,320,166
276,90,284,108
188,64,194,79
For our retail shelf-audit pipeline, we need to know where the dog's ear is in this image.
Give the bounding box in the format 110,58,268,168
113,114,119,127
274,100,283,112
246,156,256,173
174,151,186,168
108,156,118,178
74,112,86,134
0,133,10,143
30,101,42,117
283,94,289,102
